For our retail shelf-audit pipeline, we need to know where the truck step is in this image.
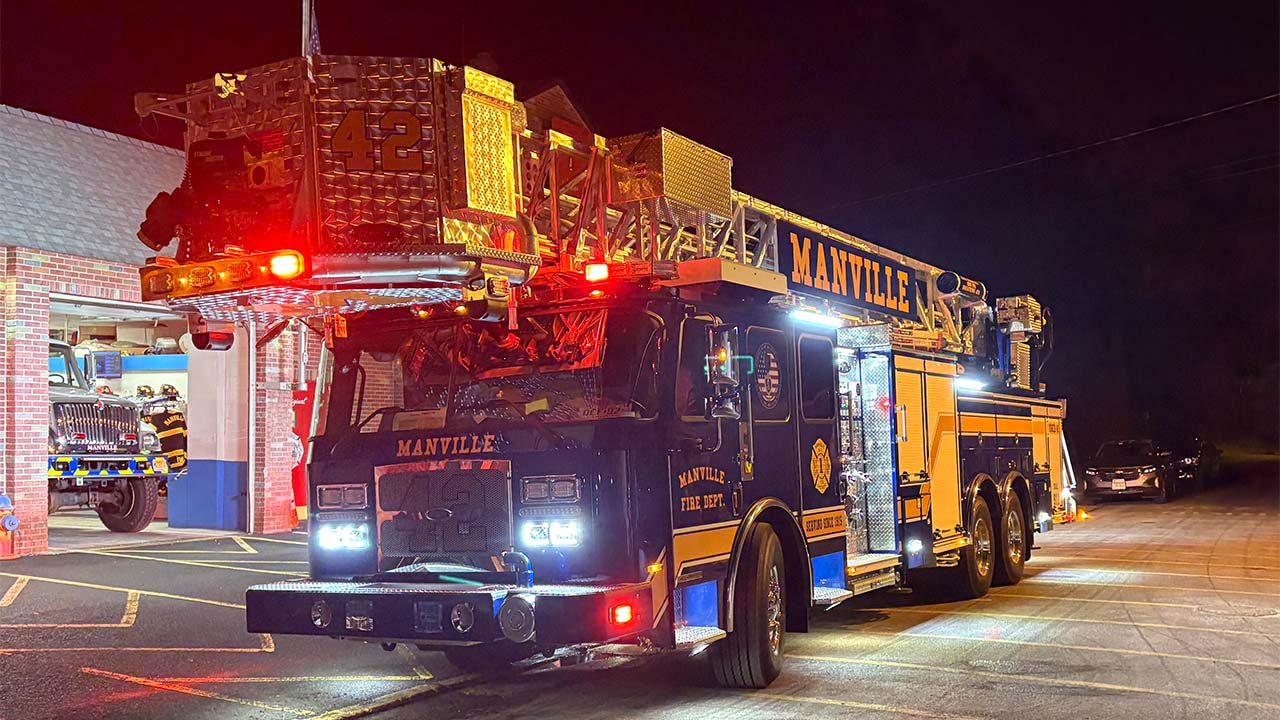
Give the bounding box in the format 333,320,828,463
849,567,899,596
811,586,855,607
674,625,727,650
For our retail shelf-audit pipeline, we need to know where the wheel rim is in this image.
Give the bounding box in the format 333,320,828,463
104,480,136,517
1006,506,1024,567
765,564,783,656
974,514,993,578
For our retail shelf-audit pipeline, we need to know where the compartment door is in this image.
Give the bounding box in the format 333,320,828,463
924,373,962,538
892,369,926,479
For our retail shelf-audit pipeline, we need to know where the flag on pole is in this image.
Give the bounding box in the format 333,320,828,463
303,0,321,57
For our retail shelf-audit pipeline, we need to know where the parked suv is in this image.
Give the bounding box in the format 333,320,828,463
1081,438,1180,503
48,339,168,531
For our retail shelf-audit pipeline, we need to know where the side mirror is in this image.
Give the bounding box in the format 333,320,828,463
705,324,741,420
82,352,96,384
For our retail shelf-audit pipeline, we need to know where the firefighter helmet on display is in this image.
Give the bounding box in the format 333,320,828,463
136,384,155,398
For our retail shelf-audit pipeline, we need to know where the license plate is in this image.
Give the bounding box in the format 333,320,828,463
1111,479,1127,490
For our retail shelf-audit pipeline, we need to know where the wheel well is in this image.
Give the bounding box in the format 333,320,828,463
754,506,811,634
724,499,811,634
972,475,1001,528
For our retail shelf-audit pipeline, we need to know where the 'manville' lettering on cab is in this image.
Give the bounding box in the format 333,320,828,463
778,221,915,319
396,433,497,458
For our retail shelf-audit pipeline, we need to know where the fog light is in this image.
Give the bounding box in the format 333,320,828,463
311,600,332,629
906,538,924,554
498,594,536,644
451,602,475,633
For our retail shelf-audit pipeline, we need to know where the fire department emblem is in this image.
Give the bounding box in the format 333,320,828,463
810,438,831,494
754,343,781,409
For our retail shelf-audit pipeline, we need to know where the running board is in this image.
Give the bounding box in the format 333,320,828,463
812,586,855,608
674,625,727,650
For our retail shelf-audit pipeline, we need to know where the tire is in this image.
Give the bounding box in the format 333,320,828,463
97,476,159,532
945,496,995,600
443,641,534,674
711,523,786,689
994,497,1027,585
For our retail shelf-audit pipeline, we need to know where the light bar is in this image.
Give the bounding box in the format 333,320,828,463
790,309,843,328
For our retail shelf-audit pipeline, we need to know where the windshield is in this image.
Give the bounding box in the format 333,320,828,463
328,307,663,434
1095,440,1157,464
49,345,89,391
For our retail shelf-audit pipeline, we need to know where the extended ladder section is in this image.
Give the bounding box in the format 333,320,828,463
133,54,999,353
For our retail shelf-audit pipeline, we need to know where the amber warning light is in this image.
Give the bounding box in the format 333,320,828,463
140,249,307,302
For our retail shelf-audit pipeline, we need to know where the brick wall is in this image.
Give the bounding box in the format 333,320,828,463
0,245,300,553
0,247,139,555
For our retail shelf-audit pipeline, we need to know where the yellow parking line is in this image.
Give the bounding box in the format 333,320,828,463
987,589,1199,608
791,655,1280,711
78,549,301,576
0,577,29,607
243,535,308,546
154,675,422,684
859,607,1266,637
47,534,238,554
198,560,309,565
0,571,245,610
81,667,310,716
755,692,986,719
0,591,139,629
856,629,1280,670
398,643,434,680
233,536,260,554
308,674,482,720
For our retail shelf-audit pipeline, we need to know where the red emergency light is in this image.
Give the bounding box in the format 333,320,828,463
609,602,635,626
584,263,609,283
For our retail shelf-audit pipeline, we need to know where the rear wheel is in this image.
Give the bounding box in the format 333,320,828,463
937,496,995,600
711,523,785,688
994,498,1027,585
97,476,159,533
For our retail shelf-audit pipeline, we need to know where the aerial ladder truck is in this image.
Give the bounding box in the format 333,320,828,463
133,54,1072,687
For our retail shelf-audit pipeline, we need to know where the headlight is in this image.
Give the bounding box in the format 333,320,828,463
316,523,370,550
1141,466,1157,474
521,475,581,504
1084,468,1098,475
142,431,162,452
521,520,582,548
316,484,368,509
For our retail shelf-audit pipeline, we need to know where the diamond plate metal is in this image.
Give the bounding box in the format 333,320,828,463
609,128,732,218
858,352,897,552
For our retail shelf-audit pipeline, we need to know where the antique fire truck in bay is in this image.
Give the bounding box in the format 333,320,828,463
134,55,1072,686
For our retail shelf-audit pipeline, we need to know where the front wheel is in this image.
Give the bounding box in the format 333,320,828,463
96,476,159,532
994,498,1027,585
711,523,785,688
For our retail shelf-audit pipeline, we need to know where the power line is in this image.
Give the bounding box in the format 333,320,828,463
821,92,1280,211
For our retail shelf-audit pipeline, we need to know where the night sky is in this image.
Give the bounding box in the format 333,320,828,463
4,1,1277,455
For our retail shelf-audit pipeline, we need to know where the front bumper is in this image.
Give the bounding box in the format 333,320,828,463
246,575,653,649
48,455,168,478
1083,474,1162,498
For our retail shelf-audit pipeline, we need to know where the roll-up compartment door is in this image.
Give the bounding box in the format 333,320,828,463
924,373,962,537
893,369,926,479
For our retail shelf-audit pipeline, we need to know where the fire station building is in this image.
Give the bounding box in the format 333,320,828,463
1,105,304,556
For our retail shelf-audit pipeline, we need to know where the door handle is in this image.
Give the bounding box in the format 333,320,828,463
895,404,908,443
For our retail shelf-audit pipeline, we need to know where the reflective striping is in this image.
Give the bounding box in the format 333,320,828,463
48,455,162,478
672,524,737,575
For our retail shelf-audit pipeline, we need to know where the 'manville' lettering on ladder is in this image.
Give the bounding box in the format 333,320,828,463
784,221,913,318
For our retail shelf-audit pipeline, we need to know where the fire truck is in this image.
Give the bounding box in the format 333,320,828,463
133,55,1071,687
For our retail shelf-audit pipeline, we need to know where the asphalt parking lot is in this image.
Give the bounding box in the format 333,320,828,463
2,460,1277,720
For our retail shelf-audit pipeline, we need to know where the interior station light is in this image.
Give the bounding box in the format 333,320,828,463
790,309,843,328
584,263,610,283
268,251,304,280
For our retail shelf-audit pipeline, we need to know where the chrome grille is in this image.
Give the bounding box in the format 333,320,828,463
53,402,139,453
